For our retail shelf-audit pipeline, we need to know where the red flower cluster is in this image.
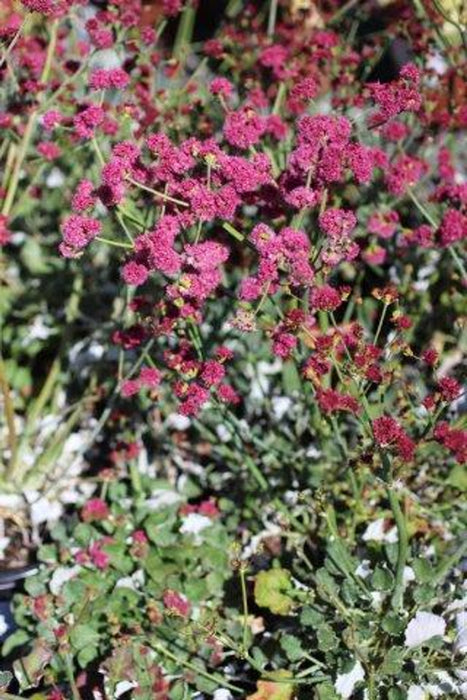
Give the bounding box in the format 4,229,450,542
373,416,415,461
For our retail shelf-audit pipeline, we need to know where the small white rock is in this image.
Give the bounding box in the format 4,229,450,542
404,612,446,648
355,560,372,579
30,497,62,525
114,680,138,698
166,413,191,431
403,566,416,584
271,396,292,421
50,566,81,595
213,690,233,700
455,611,467,655
335,660,365,699
0,614,9,637
407,686,427,700
180,513,212,536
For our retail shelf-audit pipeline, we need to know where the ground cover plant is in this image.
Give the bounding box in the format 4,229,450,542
0,0,466,698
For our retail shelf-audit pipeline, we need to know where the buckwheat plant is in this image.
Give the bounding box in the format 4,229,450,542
1,0,466,698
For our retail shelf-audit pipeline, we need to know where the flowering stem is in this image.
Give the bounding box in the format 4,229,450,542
151,639,243,693
407,188,467,280
222,221,245,242
128,177,189,207
40,59,90,113
1,112,36,217
407,188,437,227
1,19,59,218
155,19,168,43
329,312,373,426
373,302,389,346
0,14,31,70
193,220,203,244
0,353,17,474
173,1,197,63
245,454,269,490
382,453,409,610
115,210,135,244
40,18,59,86
95,236,134,249
447,245,467,281
387,486,408,610
239,563,250,652
267,0,279,36
45,340,155,497
432,540,467,586
272,81,287,114
129,458,142,498
63,652,81,700
329,0,360,24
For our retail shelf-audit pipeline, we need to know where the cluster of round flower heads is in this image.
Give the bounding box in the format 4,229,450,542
1,0,465,460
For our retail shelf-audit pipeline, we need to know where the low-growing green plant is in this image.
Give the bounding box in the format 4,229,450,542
1,0,466,698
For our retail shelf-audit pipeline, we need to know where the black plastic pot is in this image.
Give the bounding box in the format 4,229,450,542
0,565,38,643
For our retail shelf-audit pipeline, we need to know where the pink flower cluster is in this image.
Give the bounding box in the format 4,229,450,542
121,366,161,398
367,63,422,126
240,224,314,301
373,415,415,461
59,214,101,258
89,68,130,91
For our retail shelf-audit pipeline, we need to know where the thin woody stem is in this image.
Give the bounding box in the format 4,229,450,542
127,177,189,207
1,19,59,218
0,353,17,474
239,564,250,652
0,14,31,70
407,188,467,280
381,452,409,610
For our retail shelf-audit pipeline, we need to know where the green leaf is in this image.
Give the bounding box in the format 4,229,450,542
412,559,433,583
2,630,30,656
371,566,394,591
413,583,435,605
300,606,325,627
20,237,51,274
327,540,357,578
205,570,225,595
341,579,360,606
447,463,467,490
0,670,13,689
280,634,304,662
251,646,268,668
315,568,341,604
24,577,47,597
37,544,58,563
103,543,133,574
169,680,187,700
317,624,339,652
385,543,398,568
315,682,338,699
382,613,405,636
184,577,207,602
62,578,88,607
282,361,301,393
69,624,100,652
380,648,405,676
77,645,99,668
145,510,178,547
73,523,94,547
254,568,294,615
